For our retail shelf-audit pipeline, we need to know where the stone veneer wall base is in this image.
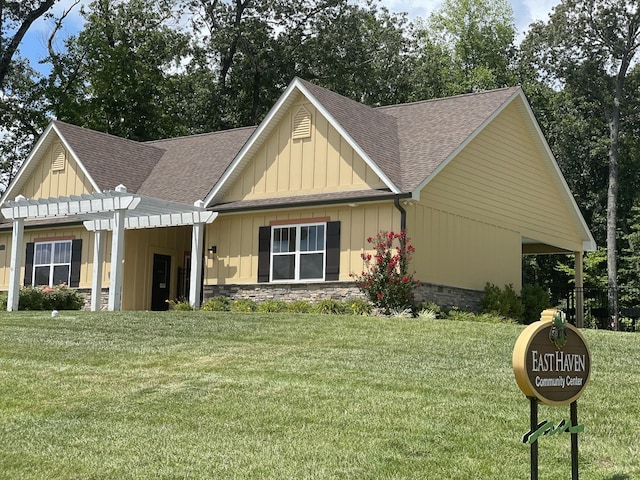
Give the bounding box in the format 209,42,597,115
77,288,110,311
204,282,483,312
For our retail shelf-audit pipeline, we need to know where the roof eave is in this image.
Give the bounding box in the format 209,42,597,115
211,192,412,214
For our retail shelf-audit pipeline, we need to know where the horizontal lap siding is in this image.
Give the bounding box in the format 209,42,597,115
223,99,386,203
422,102,583,253
205,203,401,284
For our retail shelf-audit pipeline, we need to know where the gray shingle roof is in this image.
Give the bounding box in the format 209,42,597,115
53,121,165,193
141,127,255,203
380,87,519,191
50,81,521,205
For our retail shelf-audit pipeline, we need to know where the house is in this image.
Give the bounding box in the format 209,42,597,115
0,78,596,315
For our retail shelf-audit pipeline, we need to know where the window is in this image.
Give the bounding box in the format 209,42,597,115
24,239,82,288
33,240,72,286
271,224,325,281
258,221,340,283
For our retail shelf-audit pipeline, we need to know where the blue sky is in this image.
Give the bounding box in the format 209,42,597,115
19,0,561,75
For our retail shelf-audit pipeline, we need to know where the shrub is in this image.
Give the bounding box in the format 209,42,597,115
443,307,476,322
167,298,193,311
286,300,313,313
619,317,634,332
201,296,231,312
230,298,257,312
351,231,419,315
480,283,524,321
257,300,288,313
14,285,84,311
314,299,348,315
346,298,372,316
417,308,437,320
521,284,551,324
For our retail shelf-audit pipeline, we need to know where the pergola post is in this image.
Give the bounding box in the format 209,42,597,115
7,214,25,311
91,230,105,311
108,185,127,311
189,200,205,309
575,252,584,328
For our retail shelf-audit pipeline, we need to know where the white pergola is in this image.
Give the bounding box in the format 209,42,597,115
1,185,217,312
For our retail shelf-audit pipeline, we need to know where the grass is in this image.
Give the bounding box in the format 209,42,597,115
0,311,638,479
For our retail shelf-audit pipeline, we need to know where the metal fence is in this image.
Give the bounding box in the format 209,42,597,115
566,287,640,331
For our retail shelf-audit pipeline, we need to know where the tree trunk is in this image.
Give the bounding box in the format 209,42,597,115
606,62,630,328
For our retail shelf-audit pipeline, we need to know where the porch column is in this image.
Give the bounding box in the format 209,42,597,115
189,200,205,309
108,186,127,311
91,230,105,311
575,252,584,328
7,215,25,311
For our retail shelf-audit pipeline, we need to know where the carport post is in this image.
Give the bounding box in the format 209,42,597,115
575,252,584,328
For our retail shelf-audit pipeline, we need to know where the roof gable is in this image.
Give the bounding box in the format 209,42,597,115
204,78,402,207
219,96,387,203
53,121,166,193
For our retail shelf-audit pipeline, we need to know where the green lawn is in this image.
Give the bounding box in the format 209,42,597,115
0,311,638,479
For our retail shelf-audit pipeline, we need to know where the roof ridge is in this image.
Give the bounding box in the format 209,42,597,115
144,125,257,144
52,120,164,151
377,86,520,111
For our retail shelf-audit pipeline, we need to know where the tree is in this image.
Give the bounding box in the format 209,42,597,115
521,0,640,322
419,0,517,95
0,0,58,89
0,1,65,192
45,0,191,141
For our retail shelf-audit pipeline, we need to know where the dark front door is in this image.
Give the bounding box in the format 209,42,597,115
151,254,171,311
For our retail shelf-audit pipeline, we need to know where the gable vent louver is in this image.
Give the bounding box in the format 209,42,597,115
52,144,67,172
292,107,312,140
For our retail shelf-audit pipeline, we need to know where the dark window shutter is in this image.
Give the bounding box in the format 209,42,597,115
24,243,34,286
70,239,82,287
257,226,271,283
325,221,340,281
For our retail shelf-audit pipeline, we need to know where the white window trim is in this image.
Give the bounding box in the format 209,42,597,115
270,222,326,282
32,239,73,287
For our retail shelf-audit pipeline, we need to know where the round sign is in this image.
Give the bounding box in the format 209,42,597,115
513,309,591,406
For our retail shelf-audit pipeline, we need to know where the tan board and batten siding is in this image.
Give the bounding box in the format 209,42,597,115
0,140,102,291
121,227,192,310
211,96,396,284
20,141,94,199
222,97,386,202
206,204,402,284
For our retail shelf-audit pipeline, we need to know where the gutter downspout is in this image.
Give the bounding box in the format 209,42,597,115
394,197,406,232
